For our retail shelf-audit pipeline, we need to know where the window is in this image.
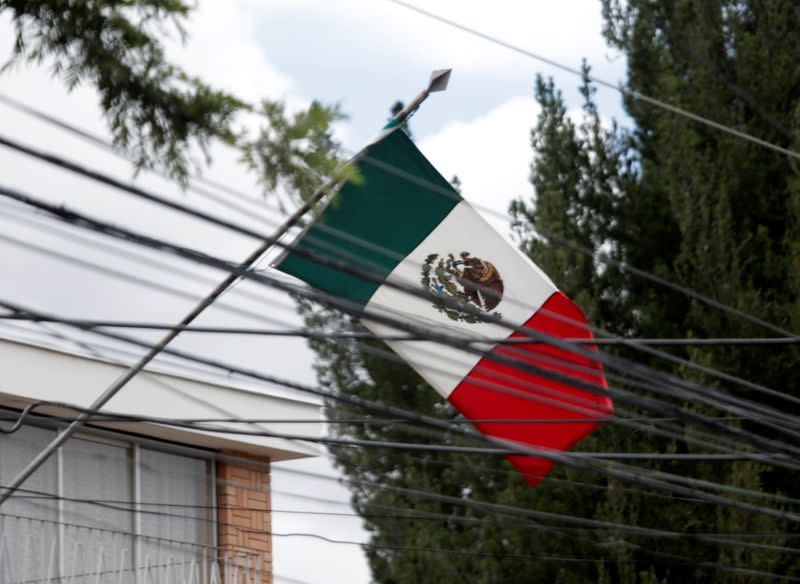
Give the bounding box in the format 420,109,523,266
0,413,215,584
139,448,214,580
0,424,59,584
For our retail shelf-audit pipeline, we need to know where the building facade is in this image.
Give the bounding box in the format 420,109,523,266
0,337,321,584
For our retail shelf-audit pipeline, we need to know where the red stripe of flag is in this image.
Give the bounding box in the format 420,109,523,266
447,291,612,487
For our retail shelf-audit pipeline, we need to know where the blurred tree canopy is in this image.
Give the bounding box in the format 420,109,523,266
0,0,345,196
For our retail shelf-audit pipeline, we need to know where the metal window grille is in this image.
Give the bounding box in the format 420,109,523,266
0,413,247,584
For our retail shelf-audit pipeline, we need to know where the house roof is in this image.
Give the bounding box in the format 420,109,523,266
0,336,322,461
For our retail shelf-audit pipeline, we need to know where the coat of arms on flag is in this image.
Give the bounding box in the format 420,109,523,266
274,124,612,487
421,252,504,321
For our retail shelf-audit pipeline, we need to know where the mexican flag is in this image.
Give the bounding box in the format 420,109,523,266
274,127,612,487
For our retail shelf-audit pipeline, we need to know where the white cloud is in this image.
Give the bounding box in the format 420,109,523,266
418,96,538,236
258,0,614,75
166,1,294,105
271,457,371,584
385,0,614,72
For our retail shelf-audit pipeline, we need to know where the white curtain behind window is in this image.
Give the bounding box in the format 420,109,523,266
0,417,214,584
0,424,59,584
139,448,211,582
62,437,134,584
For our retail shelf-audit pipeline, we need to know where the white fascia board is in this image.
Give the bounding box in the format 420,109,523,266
0,338,322,461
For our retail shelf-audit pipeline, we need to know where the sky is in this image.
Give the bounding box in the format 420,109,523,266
0,2,627,582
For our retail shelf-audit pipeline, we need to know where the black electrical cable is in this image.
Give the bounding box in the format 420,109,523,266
1,135,797,448
1,214,790,460
0,402,736,512
2,312,797,346
0,249,792,454
1,300,799,528
6,488,800,579
5,480,800,576
9,396,796,564
0,202,299,315
2,296,788,475
3,96,797,419
3,142,797,446
0,217,791,462
6,53,800,580
0,399,768,461
0,403,748,426
4,182,800,467
383,0,800,164
3,186,800,520
351,152,800,409
0,93,282,229
0,84,795,351
0,399,766,510
9,90,791,362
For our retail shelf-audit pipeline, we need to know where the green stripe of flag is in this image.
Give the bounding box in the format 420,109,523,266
276,129,461,308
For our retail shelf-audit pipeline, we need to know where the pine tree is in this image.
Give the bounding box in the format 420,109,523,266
299,2,800,581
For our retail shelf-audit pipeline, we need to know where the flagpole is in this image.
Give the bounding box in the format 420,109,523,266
392,68,452,123
0,68,452,507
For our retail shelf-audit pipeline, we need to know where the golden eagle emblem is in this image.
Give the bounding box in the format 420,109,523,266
420,252,504,323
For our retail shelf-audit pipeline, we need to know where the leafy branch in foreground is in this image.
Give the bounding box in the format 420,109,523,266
0,0,345,196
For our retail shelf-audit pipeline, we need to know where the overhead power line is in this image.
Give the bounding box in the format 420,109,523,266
384,0,800,162
0,510,608,567
0,401,747,507
5,156,797,446
4,120,800,516
5,181,800,468
0,40,796,576
345,153,800,411
0,401,748,426
6,195,796,442
3,303,796,464
1,475,758,526
355,152,800,343
4,128,800,460
0,78,451,507
0,93,281,229
1,313,797,346
2,299,800,527
10,451,800,578
4,299,782,479
5,208,800,470
3,100,798,425
5,326,784,512
6,483,800,577
6,338,800,572
4,88,797,351
0,131,790,440
6,512,781,578
4,72,799,446
6,195,800,470
4,199,798,453
0,398,769,462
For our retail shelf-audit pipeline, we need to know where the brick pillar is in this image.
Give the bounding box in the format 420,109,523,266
216,452,272,583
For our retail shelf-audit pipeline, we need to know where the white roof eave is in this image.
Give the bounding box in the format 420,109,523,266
0,337,323,462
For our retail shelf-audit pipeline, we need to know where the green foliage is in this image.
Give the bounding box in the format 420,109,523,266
0,0,345,194
240,99,349,206
390,100,412,139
